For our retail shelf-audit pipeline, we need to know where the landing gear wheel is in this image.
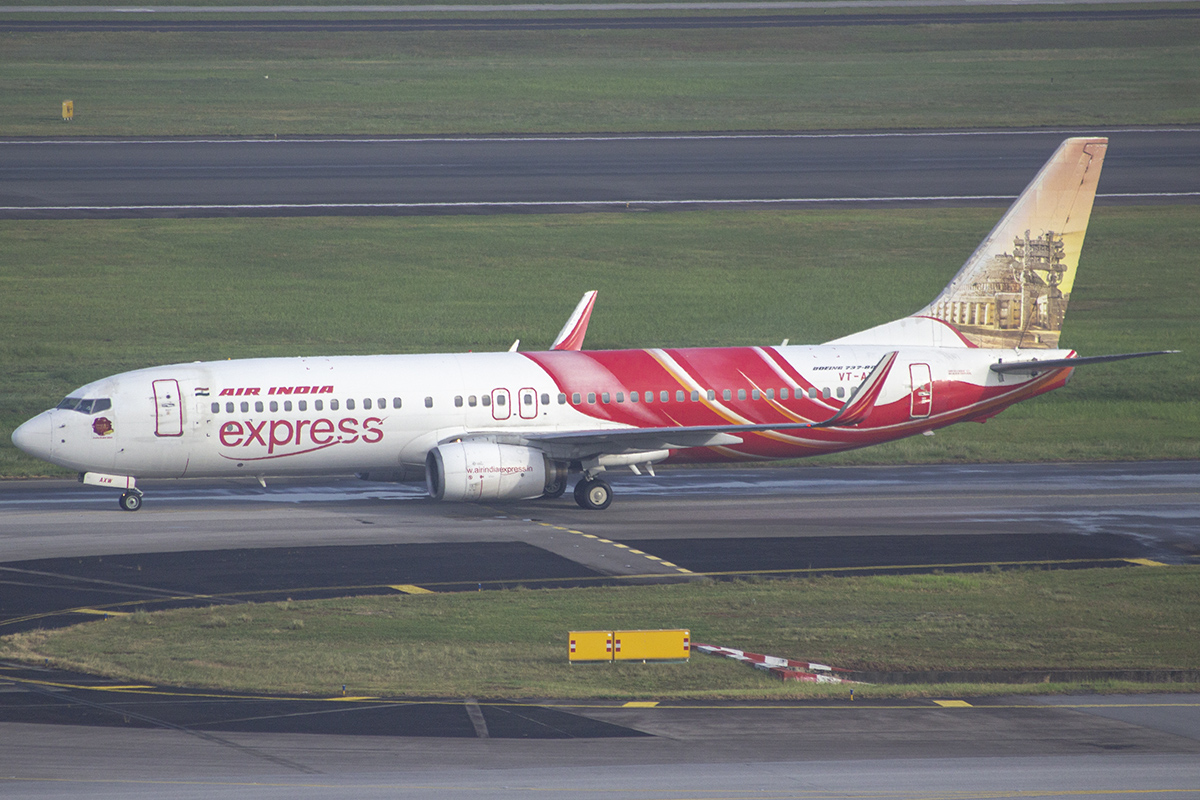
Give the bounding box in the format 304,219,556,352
573,478,612,510
542,475,568,499
118,491,142,512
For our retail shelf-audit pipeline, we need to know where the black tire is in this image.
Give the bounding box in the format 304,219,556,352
118,492,142,512
577,479,612,510
543,475,568,499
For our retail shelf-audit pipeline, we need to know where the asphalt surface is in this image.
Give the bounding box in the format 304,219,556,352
3,129,1198,218
1,462,1198,796
6,7,1200,31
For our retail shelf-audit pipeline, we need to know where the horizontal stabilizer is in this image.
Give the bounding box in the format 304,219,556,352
990,350,1178,374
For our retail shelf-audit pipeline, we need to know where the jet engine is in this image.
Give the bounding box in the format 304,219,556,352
425,441,567,502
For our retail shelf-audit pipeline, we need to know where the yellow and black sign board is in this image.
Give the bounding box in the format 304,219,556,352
569,629,690,662
62,101,74,121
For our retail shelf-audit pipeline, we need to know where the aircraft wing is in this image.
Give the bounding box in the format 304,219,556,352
450,351,898,461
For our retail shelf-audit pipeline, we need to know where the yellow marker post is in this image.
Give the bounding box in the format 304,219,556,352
62,100,74,122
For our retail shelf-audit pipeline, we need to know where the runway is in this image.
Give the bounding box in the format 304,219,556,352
2,462,1198,796
3,129,1198,218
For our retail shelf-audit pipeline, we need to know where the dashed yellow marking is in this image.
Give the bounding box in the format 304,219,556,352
324,696,379,701
389,585,434,595
933,700,973,708
1125,558,1168,567
644,555,662,561
75,609,130,617
94,685,155,690
581,534,599,539
622,701,659,708
627,549,646,555
611,543,630,549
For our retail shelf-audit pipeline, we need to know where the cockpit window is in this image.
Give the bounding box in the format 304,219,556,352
56,397,112,415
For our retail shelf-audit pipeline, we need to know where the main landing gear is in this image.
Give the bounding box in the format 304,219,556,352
118,490,143,512
573,477,612,510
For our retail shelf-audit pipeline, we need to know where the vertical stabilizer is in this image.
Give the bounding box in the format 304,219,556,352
919,137,1107,349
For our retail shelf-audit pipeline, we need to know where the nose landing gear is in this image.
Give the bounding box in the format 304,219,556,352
118,490,143,512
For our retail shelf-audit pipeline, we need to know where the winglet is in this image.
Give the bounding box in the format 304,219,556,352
813,351,898,428
551,291,598,351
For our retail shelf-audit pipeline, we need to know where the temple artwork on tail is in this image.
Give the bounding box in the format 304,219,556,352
918,137,1108,349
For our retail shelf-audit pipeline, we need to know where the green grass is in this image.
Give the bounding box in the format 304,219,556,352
3,567,1197,698
3,19,1198,135
3,206,1197,476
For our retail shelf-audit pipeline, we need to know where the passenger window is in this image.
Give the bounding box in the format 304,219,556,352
766,389,774,400
644,392,653,404
363,398,372,410
660,391,669,403
723,389,732,401
284,401,292,412
630,391,639,403
781,388,789,400
837,387,846,399
601,392,610,404
454,396,463,407
572,393,581,404
822,388,831,399
482,395,491,407
269,401,278,412
497,394,506,406
738,389,746,401
241,402,249,413
301,400,310,411
378,398,385,409
211,402,220,414
690,390,699,402
752,390,760,401
524,393,534,406
330,399,339,411
425,397,433,408
809,388,818,400
226,402,235,413
557,393,567,405
588,392,596,404
468,395,477,407
255,401,264,413
393,397,402,409
347,399,356,410
616,392,624,403
541,393,550,405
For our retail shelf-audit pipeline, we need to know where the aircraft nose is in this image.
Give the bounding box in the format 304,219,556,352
12,413,53,462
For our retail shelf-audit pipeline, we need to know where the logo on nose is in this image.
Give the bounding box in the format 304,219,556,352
93,417,114,437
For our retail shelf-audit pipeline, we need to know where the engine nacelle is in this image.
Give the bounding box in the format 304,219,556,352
425,442,563,502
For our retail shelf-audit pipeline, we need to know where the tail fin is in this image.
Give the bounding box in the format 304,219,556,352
831,137,1107,350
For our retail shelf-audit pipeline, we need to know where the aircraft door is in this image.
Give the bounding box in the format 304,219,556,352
518,387,538,419
152,379,184,437
909,364,932,418
490,388,511,421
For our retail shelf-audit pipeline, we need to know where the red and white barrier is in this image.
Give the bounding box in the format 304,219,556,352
694,643,860,684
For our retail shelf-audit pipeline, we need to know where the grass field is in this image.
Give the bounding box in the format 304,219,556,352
3,206,1197,476
3,566,1197,699
4,18,1198,135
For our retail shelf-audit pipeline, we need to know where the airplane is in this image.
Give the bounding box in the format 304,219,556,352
11,136,1175,512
